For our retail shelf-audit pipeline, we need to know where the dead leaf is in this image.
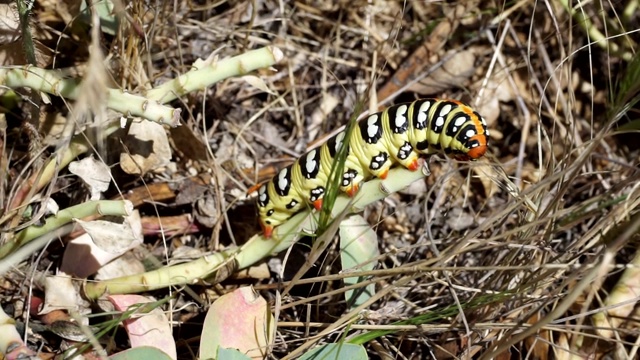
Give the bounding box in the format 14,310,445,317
409,49,476,95
69,156,111,200
240,75,275,94
473,75,512,128
120,119,172,174
74,214,142,254
41,273,90,315
61,211,143,278
95,252,146,281
195,195,218,228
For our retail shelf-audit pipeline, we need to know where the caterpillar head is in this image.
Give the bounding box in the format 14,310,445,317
452,108,489,161
256,181,302,238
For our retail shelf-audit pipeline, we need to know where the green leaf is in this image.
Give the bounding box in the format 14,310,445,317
199,287,274,359
108,346,173,360
615,118,640,132
216,348,253,360
299,343,368,360
81,0,119,35
339,215,379,309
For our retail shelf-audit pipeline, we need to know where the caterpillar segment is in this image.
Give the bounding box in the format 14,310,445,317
255,98,489,238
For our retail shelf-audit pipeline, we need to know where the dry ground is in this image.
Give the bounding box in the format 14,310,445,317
1,0,640,359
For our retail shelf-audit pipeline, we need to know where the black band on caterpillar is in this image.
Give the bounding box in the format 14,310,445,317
255,98,489,238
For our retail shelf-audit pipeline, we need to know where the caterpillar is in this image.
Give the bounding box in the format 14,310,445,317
255,98,489,238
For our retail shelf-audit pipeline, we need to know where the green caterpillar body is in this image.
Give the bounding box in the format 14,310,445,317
256,98,489,238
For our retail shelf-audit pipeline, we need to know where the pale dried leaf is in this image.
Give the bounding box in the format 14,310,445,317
120,119,172,174
68,156,111,200
95,252,146,280
398,177,427,195
474,76,512,127
194,195,217,228
0,3,19,44
41,273,89,315
61,211,143,277
240,75,275,94
75,211,142,253
409,49,476,95
445,207,475,232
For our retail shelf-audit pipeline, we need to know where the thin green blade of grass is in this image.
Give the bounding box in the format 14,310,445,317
347,291,516,345
316,100,367,237
610,50,640,124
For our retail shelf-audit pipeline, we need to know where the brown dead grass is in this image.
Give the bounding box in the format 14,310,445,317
1,0,640,359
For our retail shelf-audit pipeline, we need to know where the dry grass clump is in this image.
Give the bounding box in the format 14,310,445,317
0,0,639,358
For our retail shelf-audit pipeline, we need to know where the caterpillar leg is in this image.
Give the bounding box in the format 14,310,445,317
406,158,420,171
341,168,363,197
345,183,360,197
260,220,274,238
367,151,392,180
312,199,323,210
308,186,326,210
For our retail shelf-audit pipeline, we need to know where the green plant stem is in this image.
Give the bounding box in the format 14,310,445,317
0,66,180,125
83,165,428,299
83,249,235,299
15,0,36,66
8,46,284,218
0,200,132,260
556,0,632,61
146,46,284,103
623,0,639,24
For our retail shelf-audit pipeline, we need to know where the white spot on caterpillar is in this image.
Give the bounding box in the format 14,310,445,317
465,129,476,139
450,116,466,132
305,150,317,174
395,105,407,128
435,116,445,128
440,104,453,117
259,185,267,202
278,168,289,191
417,101,431,124
367,115,379,138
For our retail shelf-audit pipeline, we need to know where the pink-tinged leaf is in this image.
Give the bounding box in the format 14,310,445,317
200,287,274,359
108,346,173,360
107,295,177,360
